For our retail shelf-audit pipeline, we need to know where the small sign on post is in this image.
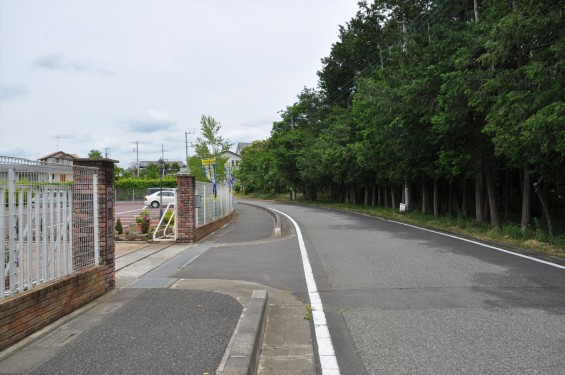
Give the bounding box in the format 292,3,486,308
399,203,406,212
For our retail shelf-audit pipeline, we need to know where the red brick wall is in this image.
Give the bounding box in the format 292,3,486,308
0,266,110,351
176,174,196,243
195,211,234,241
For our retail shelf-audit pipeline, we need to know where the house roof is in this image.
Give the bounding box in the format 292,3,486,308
38,151,79,161
236,142,251,154
222,150,241,158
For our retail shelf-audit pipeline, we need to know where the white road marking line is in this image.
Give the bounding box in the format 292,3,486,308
363,213,565,271
116,208,146,215
271,208,341,374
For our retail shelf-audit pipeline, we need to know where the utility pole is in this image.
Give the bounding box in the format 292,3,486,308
185,131,195,164
131,141,139,177
103,147,110,158
161,144,165,178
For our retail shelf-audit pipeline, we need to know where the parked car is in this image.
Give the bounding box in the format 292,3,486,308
144,190,175,208
145,187,174,196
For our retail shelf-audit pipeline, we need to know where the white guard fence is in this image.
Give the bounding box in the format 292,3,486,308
196,182,233,227
1,156,99,299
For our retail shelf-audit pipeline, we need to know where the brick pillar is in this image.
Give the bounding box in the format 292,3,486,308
176,174,196,243
74,158,117,288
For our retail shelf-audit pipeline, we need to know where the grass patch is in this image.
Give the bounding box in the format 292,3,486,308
304,304,312,321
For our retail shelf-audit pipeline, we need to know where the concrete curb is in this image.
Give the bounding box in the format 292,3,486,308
237,202,281,237
219,290,269,375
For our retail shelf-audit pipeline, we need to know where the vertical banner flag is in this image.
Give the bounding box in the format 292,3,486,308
226,166,234,190
201,158,217,198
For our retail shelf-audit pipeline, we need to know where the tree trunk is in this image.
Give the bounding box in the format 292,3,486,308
421,179,429,215
534,177,554,238
384,186,389,208
433,179,439,217
364,183,370,206
404,181,411,211
475,158,485,224
378,185,382,207
474,0,480,23
520,164,531,232
351,185,357,205
462,181,468,217
371,184,376,207
391,186,397,210
485,161,501,230
503,170,511,219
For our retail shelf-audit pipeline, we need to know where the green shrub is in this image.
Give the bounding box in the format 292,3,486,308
115,218,123,234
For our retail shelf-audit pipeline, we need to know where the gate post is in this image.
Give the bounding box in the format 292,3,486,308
74,158,117,288
176,173,196,243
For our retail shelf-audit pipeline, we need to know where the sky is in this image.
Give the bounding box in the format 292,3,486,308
0,0,360,168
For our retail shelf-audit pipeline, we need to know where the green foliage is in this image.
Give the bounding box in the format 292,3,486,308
195,115,232,157
115,218,123,234
163,210,175,226
88,149,103,159
238,0,565,237
115,176,177,190
238,140,284,194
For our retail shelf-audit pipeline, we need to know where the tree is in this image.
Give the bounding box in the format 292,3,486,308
88,149,103,159
194,115,232,157
238,140,283,194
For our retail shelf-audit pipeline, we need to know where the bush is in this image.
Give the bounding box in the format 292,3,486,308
115,218,123,234
163,210,175,225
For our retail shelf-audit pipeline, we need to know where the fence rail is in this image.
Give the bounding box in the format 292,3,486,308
1,156,99,298
196,182,233,227
115,188,146,202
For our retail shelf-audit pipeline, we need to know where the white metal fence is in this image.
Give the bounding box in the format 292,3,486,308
1,156,99,299
196,182,233,227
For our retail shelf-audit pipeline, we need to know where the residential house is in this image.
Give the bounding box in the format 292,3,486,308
38,151,79,183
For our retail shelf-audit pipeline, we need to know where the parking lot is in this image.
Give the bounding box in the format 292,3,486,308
115,201,161,228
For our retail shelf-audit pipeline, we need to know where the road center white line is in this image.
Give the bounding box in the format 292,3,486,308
271,208,340,375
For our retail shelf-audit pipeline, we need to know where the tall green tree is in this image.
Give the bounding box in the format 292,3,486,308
195,115,232,157
480,0,565,235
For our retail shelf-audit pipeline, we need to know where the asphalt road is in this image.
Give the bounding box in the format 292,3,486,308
243,201,565,375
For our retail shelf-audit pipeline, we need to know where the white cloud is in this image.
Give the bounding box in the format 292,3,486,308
125,110,177,133
33,53,114,75
0,84,28,100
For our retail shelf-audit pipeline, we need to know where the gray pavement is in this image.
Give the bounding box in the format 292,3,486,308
258,202,565,375
0,202,316,375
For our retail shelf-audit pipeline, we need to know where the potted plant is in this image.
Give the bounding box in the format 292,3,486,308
135,209,151,234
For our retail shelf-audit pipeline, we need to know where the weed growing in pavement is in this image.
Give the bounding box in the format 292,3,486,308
304,304,312,321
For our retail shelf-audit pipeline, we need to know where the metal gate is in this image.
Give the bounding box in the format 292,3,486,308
1,156,99,299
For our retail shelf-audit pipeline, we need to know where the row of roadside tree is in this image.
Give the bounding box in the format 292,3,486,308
237,0,565,237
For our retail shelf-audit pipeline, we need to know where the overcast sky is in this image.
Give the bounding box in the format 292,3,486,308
0,0,359,168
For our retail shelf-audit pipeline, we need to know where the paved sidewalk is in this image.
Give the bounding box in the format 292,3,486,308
0,203,316,375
